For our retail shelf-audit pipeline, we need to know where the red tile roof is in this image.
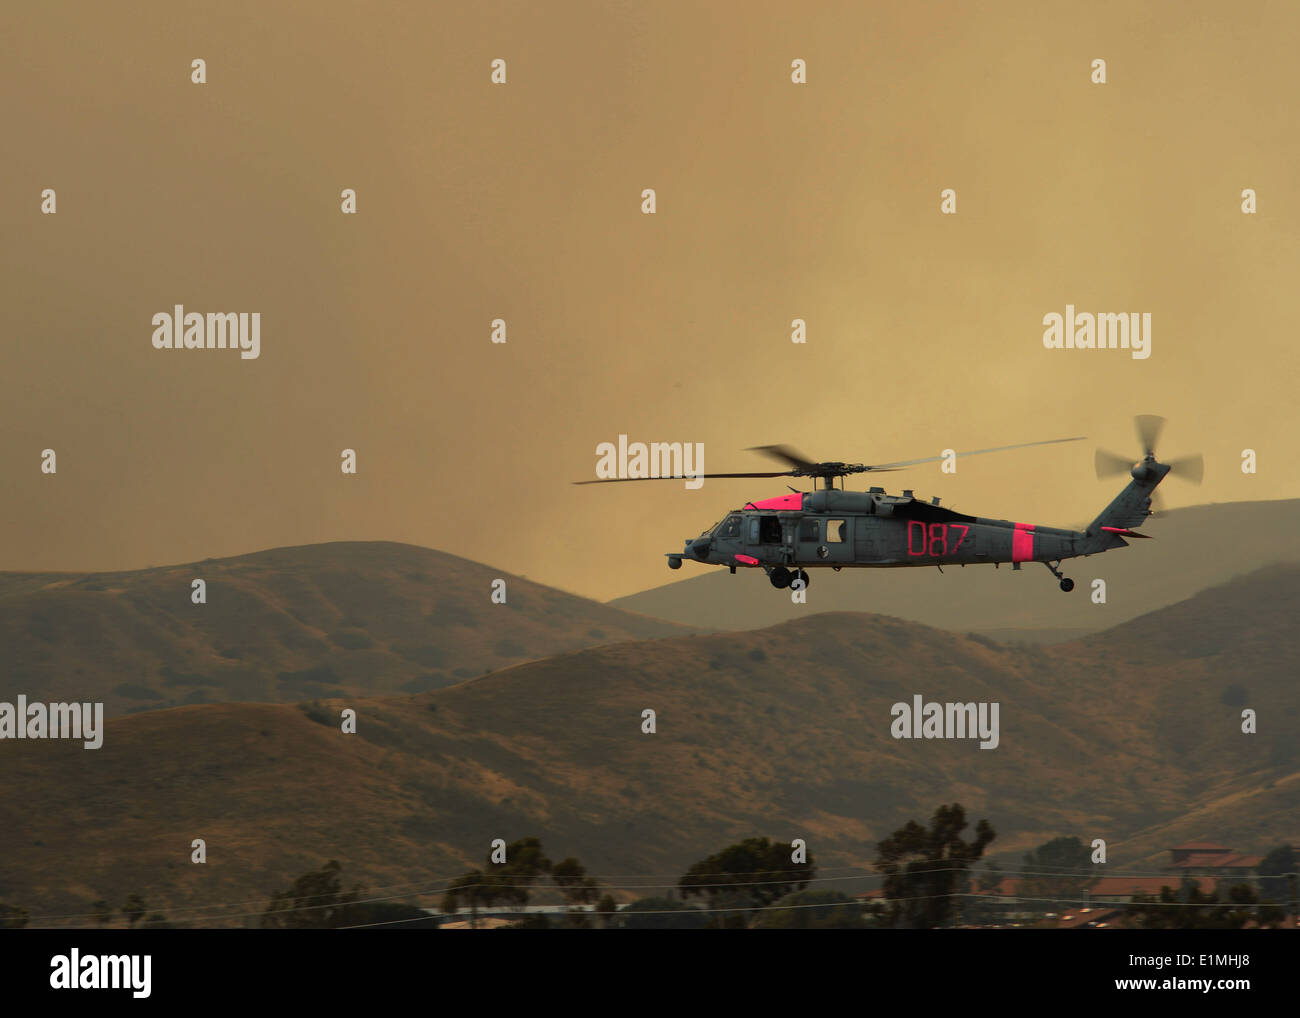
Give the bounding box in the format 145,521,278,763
1092,876,1219,898
966,876,1206,901
1168,852,1261,870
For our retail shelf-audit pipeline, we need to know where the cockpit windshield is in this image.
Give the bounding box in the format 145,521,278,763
699,519,723,537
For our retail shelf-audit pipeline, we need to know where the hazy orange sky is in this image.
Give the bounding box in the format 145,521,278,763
2,1,1297,600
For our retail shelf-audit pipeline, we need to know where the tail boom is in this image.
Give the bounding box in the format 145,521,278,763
1081,459,1170,552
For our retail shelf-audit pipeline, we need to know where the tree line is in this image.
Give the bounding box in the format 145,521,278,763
4,814,1292,929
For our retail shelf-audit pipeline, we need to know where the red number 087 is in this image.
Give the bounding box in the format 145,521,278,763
907,521,969,557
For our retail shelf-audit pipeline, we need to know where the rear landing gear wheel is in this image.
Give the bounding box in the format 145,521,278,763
769,566,792,589
793,569,811,589
1044,560,1073,592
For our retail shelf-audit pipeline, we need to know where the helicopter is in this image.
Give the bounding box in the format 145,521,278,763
575,416,1202,593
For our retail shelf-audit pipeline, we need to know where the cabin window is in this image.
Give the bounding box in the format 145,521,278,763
798,518,820,542
827,519,847,543
759,516,783,544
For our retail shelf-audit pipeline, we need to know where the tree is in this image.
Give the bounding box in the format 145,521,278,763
593,894,618,929
1256,844,1297,909
1129,877,1285,930
751,889,870,929
261,860,363,929
0,904,29,929
1226,883,1286,929
679,836,816,926
1018,836,1097,910
442,837,553,927
122,894,148,929
552,857,600,905
440,869,497,929
876,803,995,928
1133,873,1253,930
493,837,552,910
551,857,601,927
962,863,1010,927
91,900,113,928
617,896,709,930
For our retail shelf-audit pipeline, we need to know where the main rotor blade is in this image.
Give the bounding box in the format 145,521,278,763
869,436,1086,471
1165,453,1204,484
746,445,819,471
1135,415,1165,457
1095,449,1135,479
572,471,792,484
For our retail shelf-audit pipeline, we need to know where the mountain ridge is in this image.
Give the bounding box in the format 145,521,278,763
2,561,1294,924
0,540,694,716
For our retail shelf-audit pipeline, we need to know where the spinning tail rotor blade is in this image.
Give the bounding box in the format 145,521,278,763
1095,449,1135,479
1094,415,1203,512
1135,415,1166,458
1165,454,1204,484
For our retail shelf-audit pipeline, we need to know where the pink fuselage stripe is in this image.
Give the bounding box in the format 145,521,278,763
1012,522,1035,562
734,554,759,565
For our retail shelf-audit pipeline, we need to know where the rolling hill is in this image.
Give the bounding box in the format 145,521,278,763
1,563,1295,925
609,500,1300,641
0,541,692,715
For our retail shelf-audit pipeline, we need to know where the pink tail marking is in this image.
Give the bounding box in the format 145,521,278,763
1012,522,1035,562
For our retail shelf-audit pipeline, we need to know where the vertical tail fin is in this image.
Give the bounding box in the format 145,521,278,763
1085,460,1170,538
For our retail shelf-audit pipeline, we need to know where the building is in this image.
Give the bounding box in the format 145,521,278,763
1166,843,1263,878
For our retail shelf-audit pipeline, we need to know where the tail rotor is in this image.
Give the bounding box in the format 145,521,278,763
1094,414,1203,515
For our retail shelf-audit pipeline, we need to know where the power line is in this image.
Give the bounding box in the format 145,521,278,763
339,890,1298,929
19,864,1297,928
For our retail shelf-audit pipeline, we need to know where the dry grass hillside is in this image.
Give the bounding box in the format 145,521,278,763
1,563,1294,925
0,541,692,715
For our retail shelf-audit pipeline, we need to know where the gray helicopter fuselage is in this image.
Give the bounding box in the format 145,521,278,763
670,462,1167,576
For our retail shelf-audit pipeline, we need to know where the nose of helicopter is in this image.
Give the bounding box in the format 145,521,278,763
684,537,711,561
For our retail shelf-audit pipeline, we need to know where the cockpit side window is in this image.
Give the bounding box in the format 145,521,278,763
719,515,741,540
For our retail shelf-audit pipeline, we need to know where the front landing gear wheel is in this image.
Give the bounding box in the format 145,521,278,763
1059,578,1075,592
793,569,811,589
769,566,792,589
